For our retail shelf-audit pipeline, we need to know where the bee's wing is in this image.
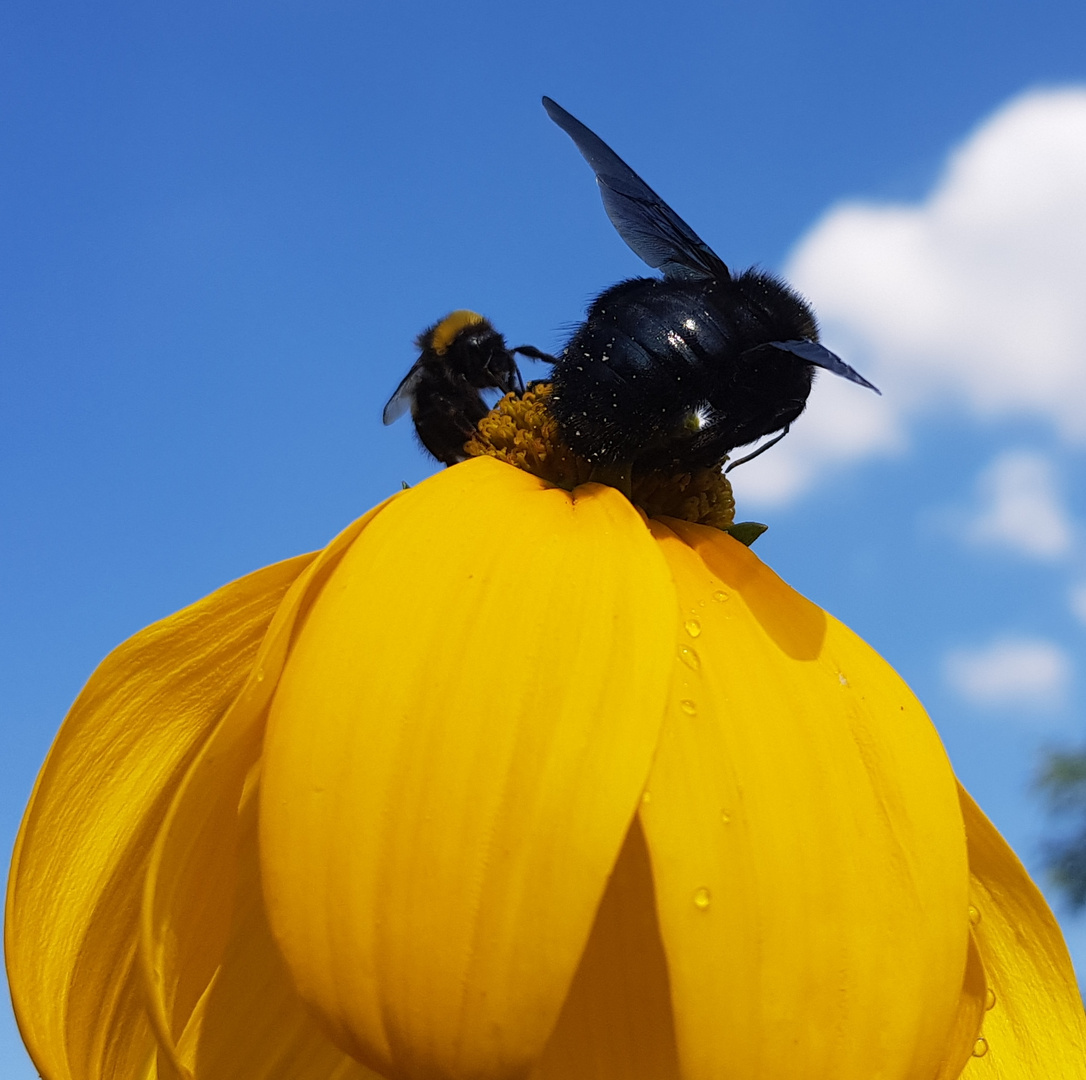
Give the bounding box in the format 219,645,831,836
382,363,425,424
753,339,881,394
543,96,729,282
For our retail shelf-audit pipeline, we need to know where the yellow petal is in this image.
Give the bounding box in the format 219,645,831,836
259,457,677,1080
530,818,681,1080
957,785,1086,1078
5,552,315,1080
140,503,392,1075
171,768,382,1080
640,519,971,1080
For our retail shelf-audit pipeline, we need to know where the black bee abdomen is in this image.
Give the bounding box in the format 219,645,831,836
409,359,492,466
551,278,725,465
550,271,819,469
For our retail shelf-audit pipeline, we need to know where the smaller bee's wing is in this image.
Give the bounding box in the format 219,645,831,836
542,97,729,282
757,339,881,394
382,363,424,424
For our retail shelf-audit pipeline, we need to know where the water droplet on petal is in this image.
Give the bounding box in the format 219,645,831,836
641,791,652,805
679,645,701,671
256,668,266,683
720,811,731,824
685,618,702,638
968,905,981,926
680,699,697,716
985,988,996,1011
971,1037,989,1058
712,590,729,602
693,887,711,910
838,672,849,686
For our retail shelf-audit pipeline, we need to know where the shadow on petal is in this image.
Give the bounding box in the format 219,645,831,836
531,818,681,1080
932,931,988,1080
172,769,381,1080
668,519,825,661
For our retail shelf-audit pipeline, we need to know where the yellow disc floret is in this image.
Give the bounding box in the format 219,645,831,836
465,383,735,530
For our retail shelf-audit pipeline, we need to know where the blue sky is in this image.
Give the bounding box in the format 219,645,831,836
5,1,1086,1073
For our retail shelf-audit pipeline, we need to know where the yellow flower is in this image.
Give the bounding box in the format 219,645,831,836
6,455,1086,1080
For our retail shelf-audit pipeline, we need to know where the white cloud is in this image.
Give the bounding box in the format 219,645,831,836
962,450,1073,559
738,86,1086,505
944,636,1071,710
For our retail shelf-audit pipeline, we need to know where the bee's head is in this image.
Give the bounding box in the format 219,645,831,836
733,270,819,344
448,321,524,396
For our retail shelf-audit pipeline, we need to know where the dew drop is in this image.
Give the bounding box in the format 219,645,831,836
641,791,652,805
720,811,732,825
838,672,849,687
968,905,982,926
678,645,701,671
971,1037,988,1058
712,590,729,602
680,699,697,716
685,618,702,638
693,887,711,910
985,988,996,1011
255,668,266,683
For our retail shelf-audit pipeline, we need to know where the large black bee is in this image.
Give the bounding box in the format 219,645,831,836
383,310,551,465
543,96,879,471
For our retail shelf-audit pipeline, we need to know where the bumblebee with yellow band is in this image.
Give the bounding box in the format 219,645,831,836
382,310,554,465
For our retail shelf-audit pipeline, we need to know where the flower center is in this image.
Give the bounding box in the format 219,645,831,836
465,383,736,530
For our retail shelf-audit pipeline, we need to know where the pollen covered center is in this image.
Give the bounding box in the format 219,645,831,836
465,383,736,530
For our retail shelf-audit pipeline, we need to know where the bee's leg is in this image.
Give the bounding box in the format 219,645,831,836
724,424,791,473
512,345,560,365
508,345,559,395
